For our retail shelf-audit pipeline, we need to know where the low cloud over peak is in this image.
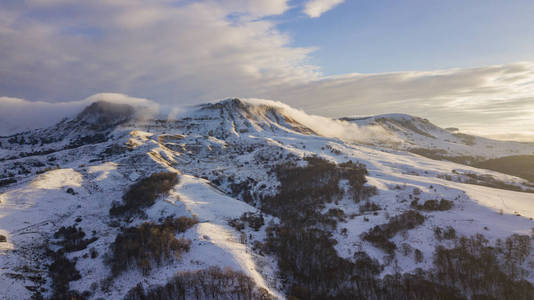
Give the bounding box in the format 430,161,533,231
0,93,157,136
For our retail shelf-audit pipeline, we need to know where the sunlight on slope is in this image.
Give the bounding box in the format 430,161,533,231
88,162,118,181
31,168,82,190
175,175,281,298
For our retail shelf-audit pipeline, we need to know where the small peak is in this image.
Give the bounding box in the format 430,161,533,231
201,98,248,111
76,101,135,130
340,113,418,123
374,113,416,121
339,116,372,122
222,98,248,110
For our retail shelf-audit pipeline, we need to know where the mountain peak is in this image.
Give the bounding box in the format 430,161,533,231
197,98,316,135
76,101,135,131
202,97,247,109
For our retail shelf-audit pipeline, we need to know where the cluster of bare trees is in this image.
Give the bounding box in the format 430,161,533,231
108,216,198,276
124,266,273,300
110,172,178,216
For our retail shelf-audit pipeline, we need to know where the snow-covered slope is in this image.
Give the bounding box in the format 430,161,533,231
1,98,534,299
343,113,534,160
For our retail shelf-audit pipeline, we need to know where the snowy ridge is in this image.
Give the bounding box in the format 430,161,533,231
344,113,534,159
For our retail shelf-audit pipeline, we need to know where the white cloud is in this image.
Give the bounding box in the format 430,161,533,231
303,0,345,18
0,0,314,103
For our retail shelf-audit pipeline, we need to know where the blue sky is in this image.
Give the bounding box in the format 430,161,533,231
1,0,534,141
277,0,534,74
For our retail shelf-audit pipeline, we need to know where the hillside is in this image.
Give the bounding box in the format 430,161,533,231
473,155,534,183
1,98,534,299
344,113,534,162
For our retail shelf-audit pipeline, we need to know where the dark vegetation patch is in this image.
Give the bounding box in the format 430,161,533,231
410,150,534,191
100,143,129,157
6,135,110,161
434,226,457,241
326,144,342,155
432,233,534,299
7,135,55,146
439,171,534,193
52,226,97,253
452,132,476,146
0,234,6,242
47,252,84,300
66,134,108,149
229,212,265,232
409,148,483,165
108,216,197,276
264,222,468,299
359,201,382,214
258,160,520,300
258,156,513,299
124,266,273,300
0,178,16,187
109,172,178,216
262,156,374,228
259,156,400,298
44,225,95,299
36,166,60,175
410,199,454,211
266,230,534,299
361,210,425,254
18,149,57,159
324,208,347,223
170,215,200,233
228,177,257,203
265,226,367,296
473,155,534,183
90,248,98,259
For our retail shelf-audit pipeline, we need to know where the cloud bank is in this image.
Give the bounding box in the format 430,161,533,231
0,0,317,103
1,1,533,141
303,0,346,18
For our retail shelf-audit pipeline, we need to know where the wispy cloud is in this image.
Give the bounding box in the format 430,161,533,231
303,0,345,18
0,0,316,103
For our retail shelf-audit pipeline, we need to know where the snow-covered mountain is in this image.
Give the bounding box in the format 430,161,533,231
343,113,534,160
1,98,534,299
